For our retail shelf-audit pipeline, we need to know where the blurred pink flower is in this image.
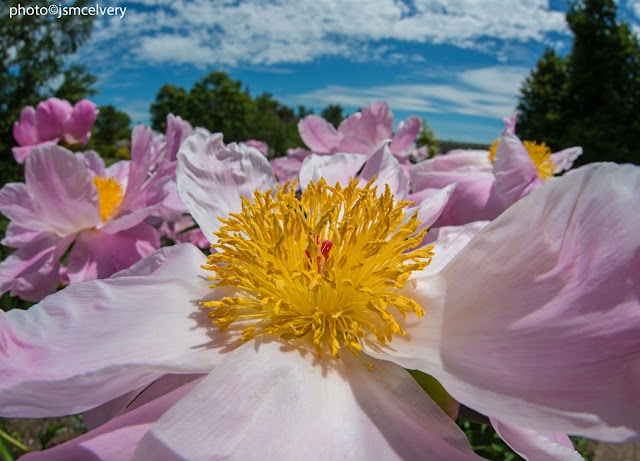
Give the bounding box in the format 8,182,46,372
298,101,421,161
12,98,98,163
1,129,636,459
244,139,269,155
0,126,169,301
411,133,583,226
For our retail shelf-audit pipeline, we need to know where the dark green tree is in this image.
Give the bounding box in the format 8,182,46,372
54,64,98,103
516,49,569,146
89,105,131,158
149,71,311,156
321,104,344,128
414,119,440,158
187,72,255,141
150,84,190,132
517,0,640,165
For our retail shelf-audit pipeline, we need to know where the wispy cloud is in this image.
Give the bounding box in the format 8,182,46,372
290,65,529,119
81,0,569,68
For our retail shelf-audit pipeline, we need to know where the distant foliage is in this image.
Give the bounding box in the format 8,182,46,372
150,71,314,156
415,119,440,157
518,0,640,165
320,104,345,128
88,105,132,158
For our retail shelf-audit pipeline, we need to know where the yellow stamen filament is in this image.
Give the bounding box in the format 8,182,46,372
202,178,434,359
522,141,555,180
93,176,124,221
489,139,555,180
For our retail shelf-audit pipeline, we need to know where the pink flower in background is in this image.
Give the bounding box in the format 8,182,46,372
411,132,583,226
269,103,420,190
267,101,421,188
244,139,269,155
0,126,636,460
298,101,421,160
12,97,98,163
0,126,169,301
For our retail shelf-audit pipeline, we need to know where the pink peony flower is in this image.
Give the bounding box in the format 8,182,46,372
1,129,636,459
12,98,98,163
411,132,583,226
0,126,169,301
298,101,421,161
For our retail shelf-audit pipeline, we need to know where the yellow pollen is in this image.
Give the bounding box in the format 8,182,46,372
489,139,555,180
202,178,434,359
93,176,124,221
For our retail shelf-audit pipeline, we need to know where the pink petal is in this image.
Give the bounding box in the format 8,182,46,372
12,106,39,146
551,147,583,173
1,222,48,248
133,340,482,461
298,115,343,153
35,97,72,141
298,152,368,190
493,133,542,208
11,141,58,164
0,244,229,417
270,155,304,186
404,184,457,233
503,112,518,134
367,100,394,139
411,170,503,226
413,150,492,173
244,139,268,156
165,114,195,163
67,222,159,283
376,163,640,442
76,150,106,176
421,221,490,273
389,116,421,154
360,141,410,198
490,419,584,461
336,134,375,155
0,233,74,301
0,182,45,232
286,147,313,160
63,99,98,145
177,132,277,244
20,377,201,461
25,146,100,236
119,125,154,213
340,101,393,143
105,160,131,185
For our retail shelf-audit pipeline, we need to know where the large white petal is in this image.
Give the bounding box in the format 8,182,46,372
0,244,233,417
133,340,483,461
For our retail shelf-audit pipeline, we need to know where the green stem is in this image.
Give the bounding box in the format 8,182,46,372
0,429,29,453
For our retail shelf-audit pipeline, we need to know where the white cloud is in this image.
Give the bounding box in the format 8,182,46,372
290,65,527,119
81,0,569,68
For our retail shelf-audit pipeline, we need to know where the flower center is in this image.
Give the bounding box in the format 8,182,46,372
93,176,124,221
202,178,434,359
489,139,555,180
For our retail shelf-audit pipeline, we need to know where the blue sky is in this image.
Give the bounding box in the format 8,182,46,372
73,0,640,144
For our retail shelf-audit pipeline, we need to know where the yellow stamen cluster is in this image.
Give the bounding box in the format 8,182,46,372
488,139,555,180
93,176,124,221
202,178,434,359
